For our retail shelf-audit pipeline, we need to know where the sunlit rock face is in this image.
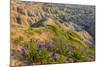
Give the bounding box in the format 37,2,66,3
12,1,95,37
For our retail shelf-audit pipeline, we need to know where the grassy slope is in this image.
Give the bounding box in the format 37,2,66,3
11,21,95,66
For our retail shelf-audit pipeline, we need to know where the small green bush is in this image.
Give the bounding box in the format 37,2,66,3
21,41,53,64
16,36,24,43
71,50,86,61
25,28,34,35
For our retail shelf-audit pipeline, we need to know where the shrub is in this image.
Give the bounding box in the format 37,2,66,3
16,35,24,43
56,54,66,63
71,50,86,61
87,48,95,55
11,31,16,36
21,41,52,64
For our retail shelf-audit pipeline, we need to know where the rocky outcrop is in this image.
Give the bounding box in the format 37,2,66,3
11,1,95,37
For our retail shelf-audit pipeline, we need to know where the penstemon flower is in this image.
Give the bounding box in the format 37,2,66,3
38,44,42,50
52,52,56,62
21,47,26,56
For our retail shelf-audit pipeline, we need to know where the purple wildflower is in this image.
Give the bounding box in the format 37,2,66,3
21,47,26,56
38,44,42,50
52,52,56,62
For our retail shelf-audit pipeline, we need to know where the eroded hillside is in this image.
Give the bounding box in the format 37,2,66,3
11,0,95,66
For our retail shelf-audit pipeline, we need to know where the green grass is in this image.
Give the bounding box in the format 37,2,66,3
21,41,68,64
11,22,94,64
87,48,95,55
67,31,82,40
46,24,87,49
25,28,34,35
16,35,24,43
11,31,16,36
